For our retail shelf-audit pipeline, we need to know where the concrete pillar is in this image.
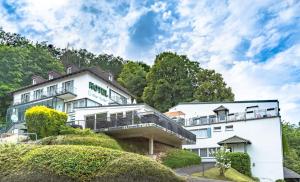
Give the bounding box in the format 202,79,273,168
149,137,154,155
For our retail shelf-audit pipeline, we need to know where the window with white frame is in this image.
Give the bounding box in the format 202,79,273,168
200,148,208,157
213,126,221,132
191,128,211,138
47,85,57,96
225,125,233,131
21,92,30,103
67,67,72,74
33,89,43,100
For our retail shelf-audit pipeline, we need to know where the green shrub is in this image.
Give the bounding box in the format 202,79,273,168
275,180,285,182
59,125,94,136
228,152,251,177
0,144,183,182
161,149,201,169
40,134,122,150
25,106,67,139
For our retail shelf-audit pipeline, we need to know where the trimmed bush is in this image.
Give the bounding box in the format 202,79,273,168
0,144,183,182
59,125,94,136
40,134,122,150
228,152,251,177
161,149,201,169
25,106,67,139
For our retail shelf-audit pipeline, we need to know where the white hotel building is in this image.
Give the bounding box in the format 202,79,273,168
167,100,284,181
5,65,196,154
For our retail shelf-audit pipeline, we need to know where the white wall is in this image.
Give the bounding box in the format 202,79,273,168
171,101,284,181
13,72,133,106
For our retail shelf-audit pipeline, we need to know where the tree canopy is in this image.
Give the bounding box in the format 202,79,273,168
142,52,234,112
117,61,148,102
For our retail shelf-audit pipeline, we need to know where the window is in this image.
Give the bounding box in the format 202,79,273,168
225,125,233,131
67,67,72,74
108,73,113,81
213,126,221,132
33,89,43,100
209,115,217,123
191,128,211,138
66,102,73,113
218,111,226,122
32,79,36,85
109,89,127,104
21,93,30,103
62,80,74,93
49,74,53,80
200,148,208,157
47,85,57,96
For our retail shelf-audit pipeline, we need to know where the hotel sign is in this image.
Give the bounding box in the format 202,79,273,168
89,82,108,97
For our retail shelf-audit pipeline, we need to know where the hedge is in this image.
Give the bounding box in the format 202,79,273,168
25,106,67,139
161,149,201,169
40,134,123,150
228,152,251,177
0,144,183,182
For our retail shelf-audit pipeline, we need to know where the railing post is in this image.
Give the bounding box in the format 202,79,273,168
94,118,96,130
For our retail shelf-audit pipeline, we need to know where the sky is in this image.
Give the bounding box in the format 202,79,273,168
1,0,300,124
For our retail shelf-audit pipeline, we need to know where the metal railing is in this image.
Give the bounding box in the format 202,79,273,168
69,111,196,142
186,107,279,126
13,87,77,105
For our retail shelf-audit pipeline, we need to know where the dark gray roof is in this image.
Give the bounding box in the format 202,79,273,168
213,105,229,112
218,135,251,145
11,67,135,98
284,167,300,179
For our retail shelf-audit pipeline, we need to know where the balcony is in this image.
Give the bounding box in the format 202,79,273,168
186,107,279,126
69,110,196,145
13,87,77,105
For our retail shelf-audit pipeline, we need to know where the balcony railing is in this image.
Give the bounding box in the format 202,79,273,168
186,107,279,126
69,110,196,143
13,87,76,105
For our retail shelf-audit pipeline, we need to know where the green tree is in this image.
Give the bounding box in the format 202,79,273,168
282,122,300,173
143,52,199,112
194,69,234,102
214,147,231,177
117,61,148,102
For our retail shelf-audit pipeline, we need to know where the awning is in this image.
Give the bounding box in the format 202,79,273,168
218,135,251,145
284,167,300,179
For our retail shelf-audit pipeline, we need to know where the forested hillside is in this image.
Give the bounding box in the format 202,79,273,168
0,28,234,125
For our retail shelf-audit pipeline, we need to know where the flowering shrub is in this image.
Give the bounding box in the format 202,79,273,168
25,106,67,139
214,147,231,176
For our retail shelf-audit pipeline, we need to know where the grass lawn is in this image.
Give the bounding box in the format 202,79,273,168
192,167,255,182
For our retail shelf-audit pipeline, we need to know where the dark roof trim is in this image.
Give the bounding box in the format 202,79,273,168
246,105,259,109
171,100,279,107
218,135,251,145
213,105,229,112
11,68,135,98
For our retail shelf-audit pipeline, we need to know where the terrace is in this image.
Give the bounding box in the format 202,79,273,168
69,106,196,153
185,107,279,126
13,86,76,106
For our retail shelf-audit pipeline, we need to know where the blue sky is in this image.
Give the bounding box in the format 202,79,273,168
1,0,300,124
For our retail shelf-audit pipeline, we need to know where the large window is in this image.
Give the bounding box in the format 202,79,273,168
33,89,43,100
62,80,74,93
21,92,30,103
47,85,57,96
65,99,100,113
191,128,211,138
109,89,127,105
200,148,208,157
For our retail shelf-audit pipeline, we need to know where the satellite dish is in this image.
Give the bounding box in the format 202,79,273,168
11,114,18,123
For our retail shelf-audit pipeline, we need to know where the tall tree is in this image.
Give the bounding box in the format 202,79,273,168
193,69,234,102
143,52,199,112
117,61,148,102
